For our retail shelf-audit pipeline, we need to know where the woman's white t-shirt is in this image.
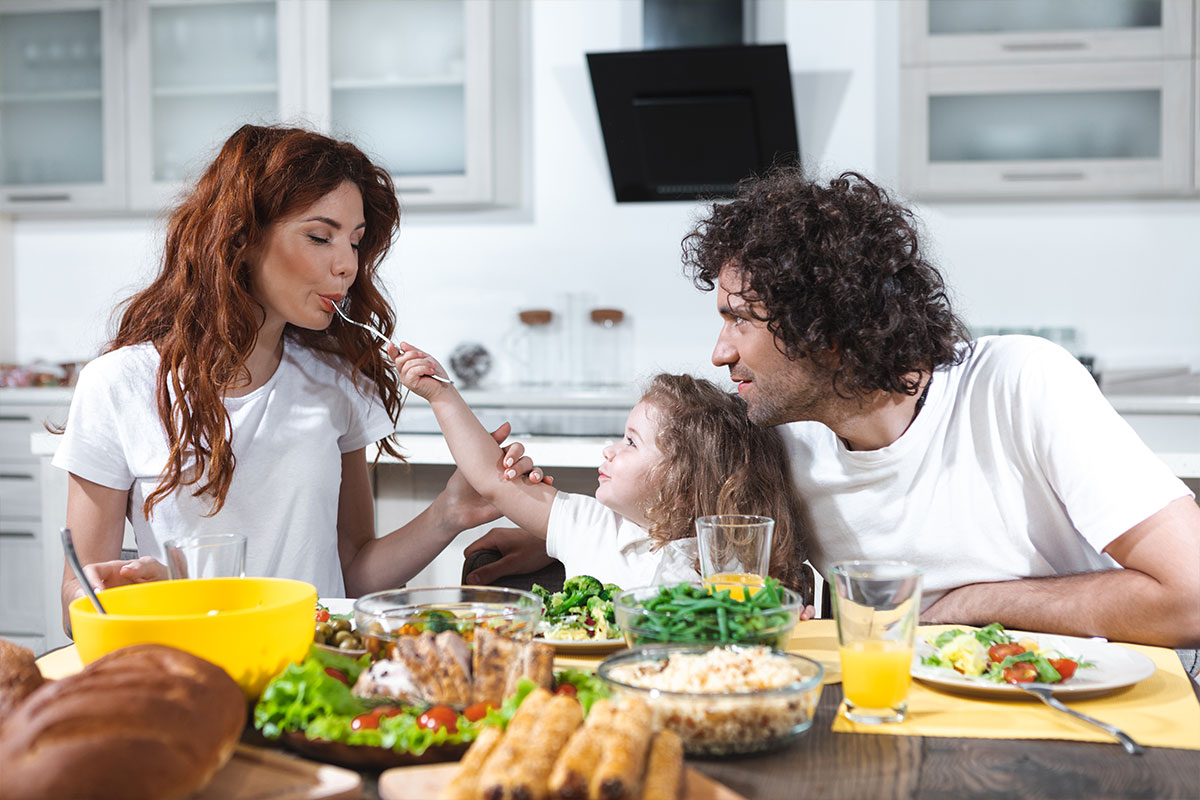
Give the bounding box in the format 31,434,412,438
785,335,1191,609
53,340,395,596
545,492,700,587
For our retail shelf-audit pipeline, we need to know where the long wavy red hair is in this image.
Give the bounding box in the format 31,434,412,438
109,124,403,518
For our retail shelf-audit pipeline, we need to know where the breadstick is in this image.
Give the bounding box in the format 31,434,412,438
546,701,618,800
477,688,552,799
496,693,584,800
439,725,504,800
640,730,684,800
589,697,655,800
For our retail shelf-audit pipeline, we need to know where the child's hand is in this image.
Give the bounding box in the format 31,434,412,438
391,341,452,397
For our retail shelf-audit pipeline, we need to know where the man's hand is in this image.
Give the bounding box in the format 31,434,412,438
463,527,554,585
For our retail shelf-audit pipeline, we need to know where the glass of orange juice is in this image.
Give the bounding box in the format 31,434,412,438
830,560,923,724
695,515,773,601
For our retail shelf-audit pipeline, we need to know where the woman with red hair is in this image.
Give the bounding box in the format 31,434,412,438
55,124,518,621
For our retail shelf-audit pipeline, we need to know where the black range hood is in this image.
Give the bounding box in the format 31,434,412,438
587,44,800,203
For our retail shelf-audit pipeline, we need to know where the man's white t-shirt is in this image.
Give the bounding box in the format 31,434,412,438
545,492,701,587
53,340,395,597
784,335,1191,608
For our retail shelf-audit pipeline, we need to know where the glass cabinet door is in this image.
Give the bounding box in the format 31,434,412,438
902,0,1193,65
308,0,493,205
126,0,295,209
0,1,124,210
900,60,1192,198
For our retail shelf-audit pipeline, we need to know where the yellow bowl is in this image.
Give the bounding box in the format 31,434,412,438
69,577,316,700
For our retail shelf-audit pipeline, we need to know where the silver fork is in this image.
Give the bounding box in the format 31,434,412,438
330,298,452,384
1017,683,1144,755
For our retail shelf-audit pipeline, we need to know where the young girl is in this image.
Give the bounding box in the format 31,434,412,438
55,125,529,622
395,347,813,601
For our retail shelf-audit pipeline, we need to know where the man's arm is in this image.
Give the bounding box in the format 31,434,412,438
922,496,1200,647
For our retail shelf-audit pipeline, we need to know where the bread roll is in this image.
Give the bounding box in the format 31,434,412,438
0,638,43,719
0,644,245,800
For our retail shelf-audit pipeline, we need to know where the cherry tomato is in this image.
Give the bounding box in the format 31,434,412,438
315,608,330,623
554,683,578,697
462,702,491,722
1048,658,1078,681
323,667,349,685
1003,662,1039,684
350,712,380,731
418,705,458,733
988,643,1025,663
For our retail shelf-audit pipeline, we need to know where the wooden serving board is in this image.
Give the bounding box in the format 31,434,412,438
193,744,362,800
377,762,748,800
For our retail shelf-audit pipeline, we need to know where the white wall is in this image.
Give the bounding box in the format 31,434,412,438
11,0,1200,378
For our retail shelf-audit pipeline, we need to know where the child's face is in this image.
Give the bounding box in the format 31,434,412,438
596,400,664,526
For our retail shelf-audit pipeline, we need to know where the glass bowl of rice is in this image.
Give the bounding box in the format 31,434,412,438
597,643,824,756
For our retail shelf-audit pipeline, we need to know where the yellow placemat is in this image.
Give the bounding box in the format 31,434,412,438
35,644,84,680
830,628,1200,751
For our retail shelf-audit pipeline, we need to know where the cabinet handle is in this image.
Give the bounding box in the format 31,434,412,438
1001,41,1088,52
6,193,72,203
395,186,434,194
0,473,35,481
0,415,35,422
1001,171,1087,182
0,529,35,538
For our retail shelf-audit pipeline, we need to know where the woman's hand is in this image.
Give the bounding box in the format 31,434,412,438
391,342,452,398
83,556,168,591
463,527,554,585
439,422,553,531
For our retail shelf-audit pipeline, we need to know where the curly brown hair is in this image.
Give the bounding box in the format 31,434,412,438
108,124,403,518
683,167,969,398
641,374,813,604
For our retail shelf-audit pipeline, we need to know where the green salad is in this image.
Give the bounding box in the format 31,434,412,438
532,575,622,641
921,623,1091,685
253,645,610,754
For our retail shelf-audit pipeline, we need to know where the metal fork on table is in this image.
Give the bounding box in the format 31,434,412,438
329,298,452,384
1017,683,1144,755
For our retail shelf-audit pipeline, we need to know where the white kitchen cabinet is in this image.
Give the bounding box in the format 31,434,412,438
1,0,514,214
0,0,126,212
901,0,1194,66
124,0,303,210
299,0,495,206
900,59,1194,199
0,392,69,652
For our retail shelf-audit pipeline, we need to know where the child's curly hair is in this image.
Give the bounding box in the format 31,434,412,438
641,374,813,604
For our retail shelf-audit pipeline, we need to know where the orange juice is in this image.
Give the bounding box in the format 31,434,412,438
703,572,765,601
839,640,913,709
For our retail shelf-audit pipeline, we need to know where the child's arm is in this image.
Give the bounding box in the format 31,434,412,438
392,343,556,537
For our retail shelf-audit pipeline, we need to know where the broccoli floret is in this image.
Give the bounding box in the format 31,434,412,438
586,595,616,624
562,575,604,596
601,583,622,600
530,583,553,602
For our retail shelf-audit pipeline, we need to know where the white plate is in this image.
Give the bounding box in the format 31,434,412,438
911,629,1156,699
320,597,356,617
537,636,626,655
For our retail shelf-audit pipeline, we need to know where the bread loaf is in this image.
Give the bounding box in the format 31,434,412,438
0,638,43,719
0,644,246,800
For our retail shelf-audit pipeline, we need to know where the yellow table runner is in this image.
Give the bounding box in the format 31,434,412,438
826,623,1200,751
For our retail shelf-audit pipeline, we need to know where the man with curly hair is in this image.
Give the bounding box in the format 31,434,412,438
684,167,1200,650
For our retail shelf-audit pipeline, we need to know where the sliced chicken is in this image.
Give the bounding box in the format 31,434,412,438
434,630,473,708
352,658,428,706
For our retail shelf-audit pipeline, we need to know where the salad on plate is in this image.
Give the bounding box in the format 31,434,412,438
532,575,622,642
921,622,1092,685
